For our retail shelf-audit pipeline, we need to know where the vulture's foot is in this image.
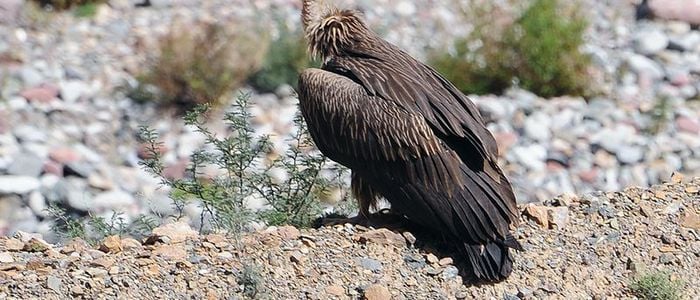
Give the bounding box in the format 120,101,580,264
316,209,409,229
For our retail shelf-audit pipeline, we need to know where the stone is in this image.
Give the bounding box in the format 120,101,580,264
64,161,94,178
91,257,116,269
626,54,665,80
23,237,51,252
150,221,197,244
363,284,390,300
289,250,304,264
441,266,459,280
649,0,700,25
86,267,109,278
5,238,25,251
511,145,547,171
0,251,13,263
438,257,453,266
616,145,644,164
326,285,345,296
356,257,383,272
59,80,89,103
425,253,439,264
19,84,59,103
681,210,700,230
13,125,47,143
524,112,552,142
27,191,47,217
276,225,300,241
6,152,44,177
0,176,40,194
402,232,416,245
153,244,188,261
547,207,570,229
356,229,406,247
524,204,549,228
120,238,142,250
49,148,81,164
93,189,134,210
0,0,22,24
99,235,123,253
676,116,700,134
633,26,669,55
46,275,62,292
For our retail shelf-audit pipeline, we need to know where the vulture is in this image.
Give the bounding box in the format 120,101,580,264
297,0,522,283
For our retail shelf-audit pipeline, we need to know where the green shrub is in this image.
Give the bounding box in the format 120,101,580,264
47,204,159,244
141,21,265,111
429,0,591,98
32,0,104,10
139,93,350,232
73,2,98,18
630,271,682,300
248,24,316,93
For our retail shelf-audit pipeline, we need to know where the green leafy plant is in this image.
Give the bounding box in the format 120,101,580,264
630,271,682,300
32,0,104,10
139,93,351,233
430,0,592,98
248,24,316,93
73,2,98,18
141,21,266,111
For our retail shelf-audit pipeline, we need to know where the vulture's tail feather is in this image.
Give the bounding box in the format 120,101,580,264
459,240,514,283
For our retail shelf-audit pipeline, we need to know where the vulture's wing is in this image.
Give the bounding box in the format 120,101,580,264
325,46,519,222
298,68,518,245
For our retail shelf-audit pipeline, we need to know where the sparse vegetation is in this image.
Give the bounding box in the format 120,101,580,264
140,21,266,111
73,2,98,18
248,24,316,93
32,0,104,10
630,271,682,300
47,204,160,244
139,93,350,233
238,263,264,298
430,0,592,98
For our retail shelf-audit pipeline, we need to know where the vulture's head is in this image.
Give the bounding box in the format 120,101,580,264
301,0,372,60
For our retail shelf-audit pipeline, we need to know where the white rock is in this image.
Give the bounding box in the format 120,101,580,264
0,176,41,195
59,80,89,103
93,189,135,210
626,54,665,80
28,191,48,218
510,145,547,171
616,145,644,164
633,26,669,55
523,112,552,142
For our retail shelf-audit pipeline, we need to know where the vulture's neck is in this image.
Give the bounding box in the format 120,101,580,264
301,1,373,60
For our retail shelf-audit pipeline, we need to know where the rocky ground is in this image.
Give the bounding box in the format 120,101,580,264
0,176,698,299
0,0,699,239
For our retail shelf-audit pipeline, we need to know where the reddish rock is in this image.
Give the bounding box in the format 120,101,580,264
163,159,189,180
578,168,599,183
676,116,700,134
99,235,123,253
43,160,63,176
524,204,549,228
649,0,700,25
356,228,406,247
19,84,59,103
494,131,518,157
49,148,81,164
277,225,301,241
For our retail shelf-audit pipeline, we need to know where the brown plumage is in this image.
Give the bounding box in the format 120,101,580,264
298,1,522,283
